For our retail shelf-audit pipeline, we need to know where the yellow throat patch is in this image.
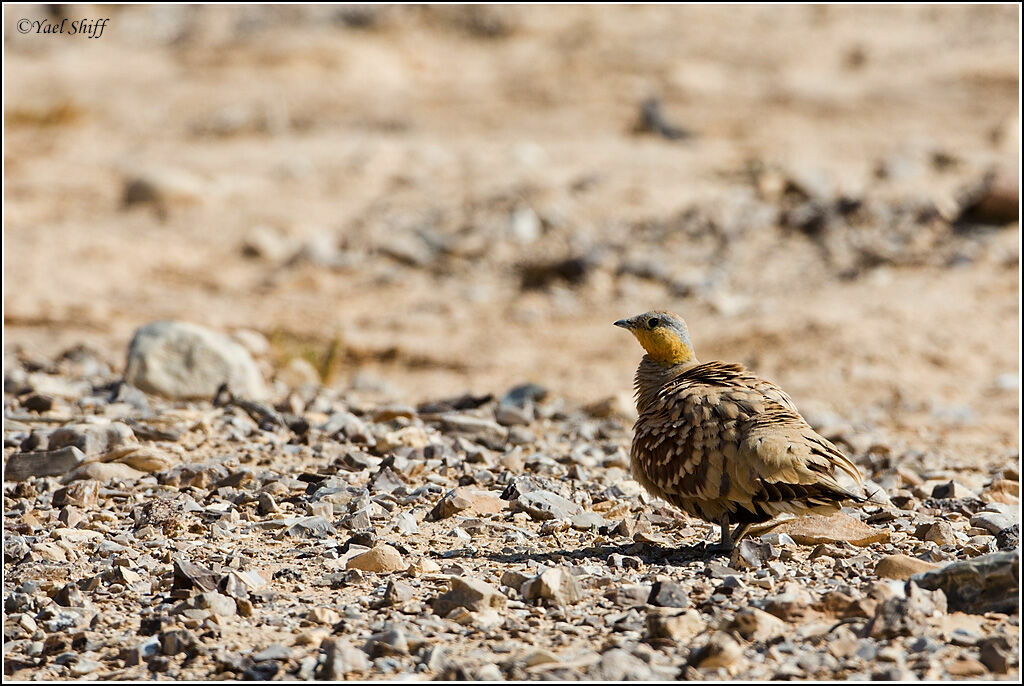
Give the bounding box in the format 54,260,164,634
632,326,694,366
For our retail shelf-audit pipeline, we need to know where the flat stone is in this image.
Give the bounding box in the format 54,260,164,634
4,446,86,481
252,644,292,662
259,516,337,538
427,487,507,521
875,554,940,580
66,461,146,482
494,403,532,427
514,490,583,521
383,580,415,606
435,413,508,447
766,513,890,546
730,539,778,569
159,629,198,656
52,481,98,508
307,606,342,625
980,479,1019,505
186,591,236,616
569,511,607,531
945,657,989,677
36,605,95,633
969,512,1017,535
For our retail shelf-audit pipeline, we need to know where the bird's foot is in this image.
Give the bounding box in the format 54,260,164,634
703,542,734,557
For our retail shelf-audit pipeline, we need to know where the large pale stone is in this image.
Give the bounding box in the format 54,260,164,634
125,321,267,400
875,554,940,580
346,545,406,573
765,513,890,546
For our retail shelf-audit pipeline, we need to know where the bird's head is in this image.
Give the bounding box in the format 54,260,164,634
614,310,696,367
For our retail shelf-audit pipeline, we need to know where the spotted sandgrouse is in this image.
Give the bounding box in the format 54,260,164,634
615,310,866,551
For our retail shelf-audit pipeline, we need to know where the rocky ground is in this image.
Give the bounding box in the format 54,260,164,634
2,325,1020,680
3,3,1021,682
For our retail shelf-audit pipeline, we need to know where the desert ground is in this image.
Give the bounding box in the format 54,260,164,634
3,4,1020,681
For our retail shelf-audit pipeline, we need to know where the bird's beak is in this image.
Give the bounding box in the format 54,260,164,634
613,319,631,329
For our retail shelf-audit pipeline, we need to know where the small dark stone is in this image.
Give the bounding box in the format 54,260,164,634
911,550,1019,615
159,628,198,656
633,97,693,141
648,580,690,609
383,580,415,606
344,531,377,550
139,616,173,636
500,383,548,409
148,656,171,673
54,583,87,608
22,394,54,412
995,524,1018,551
172,558,220,592
521,255,594,290
368,467,404,494
979,636,1012,674
242,661,280,681
4,446,86,481
500,476,541,501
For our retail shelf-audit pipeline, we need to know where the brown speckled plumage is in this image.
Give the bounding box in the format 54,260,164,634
615,311,865,549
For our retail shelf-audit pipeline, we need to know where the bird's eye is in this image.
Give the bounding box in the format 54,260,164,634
647,318,659,329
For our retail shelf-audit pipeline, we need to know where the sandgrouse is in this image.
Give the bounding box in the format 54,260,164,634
615,310,866,551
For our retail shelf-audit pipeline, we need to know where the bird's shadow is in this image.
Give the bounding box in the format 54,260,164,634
480,540,726,567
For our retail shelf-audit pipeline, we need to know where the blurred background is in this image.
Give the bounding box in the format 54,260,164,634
3,4,1019,461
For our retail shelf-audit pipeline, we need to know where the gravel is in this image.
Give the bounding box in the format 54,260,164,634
2,343,1019,680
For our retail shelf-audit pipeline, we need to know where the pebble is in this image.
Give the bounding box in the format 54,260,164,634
317,639,370,678
433,577,507,616
646,609,704,642
730,607,789,642
915,520,958,546
647,580,690,608
969,512,1016,535
346,545,406,573
67,461,147,482
427,487,506,520
688,631,744,672
590,648,655,681
514,490,583,521
521,567,582,605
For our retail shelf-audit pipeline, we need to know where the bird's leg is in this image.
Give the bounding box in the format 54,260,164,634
731,522,752,545
705,514,734,555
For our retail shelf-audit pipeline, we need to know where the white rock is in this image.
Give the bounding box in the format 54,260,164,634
125,321,267,400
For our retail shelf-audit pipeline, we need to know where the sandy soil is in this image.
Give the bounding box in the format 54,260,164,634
5,4,1020,456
